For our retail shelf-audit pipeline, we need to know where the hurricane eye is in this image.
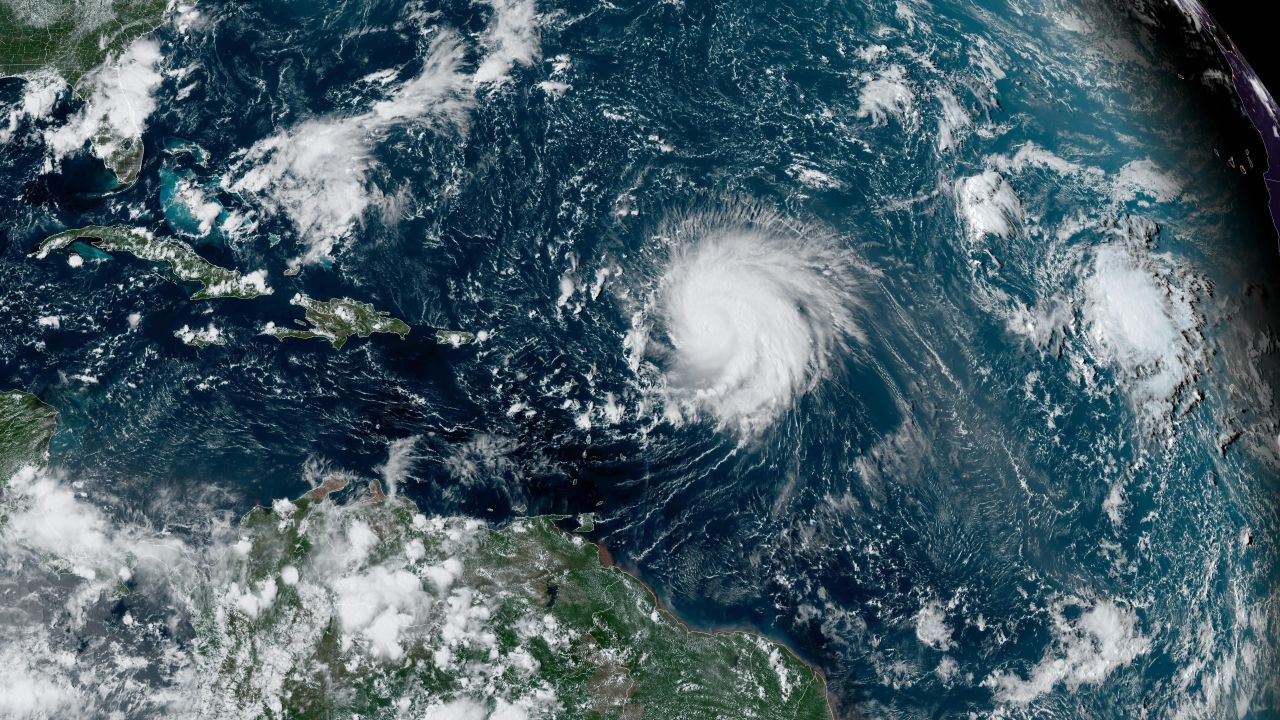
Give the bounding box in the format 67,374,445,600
642,210,860,437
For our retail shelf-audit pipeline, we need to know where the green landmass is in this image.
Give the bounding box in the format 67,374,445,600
35,225,273,300
0,0,166,84
163,137,211,167
435,329,476,347
192,487,833,719
264,294,411,349
91,120,145,187
0,390,58,483
2,1,167,187
0,391,832,718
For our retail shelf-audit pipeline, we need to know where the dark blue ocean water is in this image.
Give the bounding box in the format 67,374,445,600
3,0,1280,716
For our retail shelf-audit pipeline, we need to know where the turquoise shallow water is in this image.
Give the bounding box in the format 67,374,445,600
2,0,1279,716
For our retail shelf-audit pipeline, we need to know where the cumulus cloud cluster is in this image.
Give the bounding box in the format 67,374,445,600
956,169,1025,243
227,34,471,267
1080,237,1205,418
856,64,915,126
228,0,540,268
45,37,164,180
0,71,65,144
0,458,573,719
984,597,1150,705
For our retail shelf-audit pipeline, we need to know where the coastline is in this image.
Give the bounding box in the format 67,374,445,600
593,535,839,718
1178,1,1280,244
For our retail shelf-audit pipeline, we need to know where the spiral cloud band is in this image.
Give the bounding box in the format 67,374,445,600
636,207,861,437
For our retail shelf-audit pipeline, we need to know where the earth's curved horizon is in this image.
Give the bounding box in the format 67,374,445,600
3,0,1279,718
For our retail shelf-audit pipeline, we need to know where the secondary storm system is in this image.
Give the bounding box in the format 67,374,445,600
3,0,1280,717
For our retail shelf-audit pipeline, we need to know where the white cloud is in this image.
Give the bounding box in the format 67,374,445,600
1082,240,1204,418
229,1,542,267
423,698,489,720
915,601,955,651
787,163,841,190
44,38,163,179
935,89,970,152
1,466,185,612
227,117,369,265
490,699,531,720
170,175,224,237
228,34,469,267
378,435,421,497
936,655,959,684
6,465,113,571
956,170,1023,242
2,465,760,718
346,519,379,564
174,323,224,346
0,634,82,719
651,216,861,436
334,565,432,658
1,71,66,144
425,557,462,594
1113,159,1183,204
228,577,279,620
985,598,1150,705
474,0,541,86
992,142,1090,177
856,65,914,126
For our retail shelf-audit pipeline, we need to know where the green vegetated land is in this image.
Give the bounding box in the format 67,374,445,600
2,1,167,185
36,226,423,350
0,390,58,480
1,392,833,718
36,225,273,300
264,293,412,349
198,487,834,719
0,0,166,83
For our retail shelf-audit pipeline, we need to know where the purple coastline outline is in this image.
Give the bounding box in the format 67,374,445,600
1176,1,1280,242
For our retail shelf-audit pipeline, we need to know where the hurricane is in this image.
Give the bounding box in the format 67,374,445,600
629,206,862,437
5,0,1280,716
